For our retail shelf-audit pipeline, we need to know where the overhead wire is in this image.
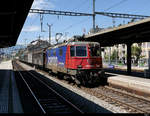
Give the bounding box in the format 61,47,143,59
61,17,91,33
60,0,129,33
96,0,129,28
103,0,128,12
71,0,89,11
23,14,40,35
53,0,90,26
30,0,130,40
59,0,91,34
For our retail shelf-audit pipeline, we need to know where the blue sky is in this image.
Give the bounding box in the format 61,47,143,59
17,0,150,45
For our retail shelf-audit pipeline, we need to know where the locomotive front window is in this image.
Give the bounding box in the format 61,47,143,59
70,46,75,57
89,44,101,57
76,46,87,57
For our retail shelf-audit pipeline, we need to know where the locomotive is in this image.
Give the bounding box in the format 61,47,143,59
19,37,104,85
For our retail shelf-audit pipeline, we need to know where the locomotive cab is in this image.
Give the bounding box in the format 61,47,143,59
66,42,104,85
87,43,102,69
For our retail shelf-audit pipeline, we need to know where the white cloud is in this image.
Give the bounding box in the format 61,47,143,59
28,0,55,17
22,25,40,32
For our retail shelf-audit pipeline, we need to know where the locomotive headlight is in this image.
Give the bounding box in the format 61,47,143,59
87,59,92,64
98,71,102,74
96,64,100,67
77,65,82,69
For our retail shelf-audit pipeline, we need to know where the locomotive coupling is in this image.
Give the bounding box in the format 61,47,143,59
98,70,105,78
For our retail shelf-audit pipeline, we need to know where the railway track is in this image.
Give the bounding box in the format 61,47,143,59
15,60,150,113
13,61,83,113
81,86,150,113
32,65,150,113
38,69,150,113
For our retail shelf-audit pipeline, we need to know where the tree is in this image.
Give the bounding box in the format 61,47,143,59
131,45,142,65
111,50,118,61
104,53,109,62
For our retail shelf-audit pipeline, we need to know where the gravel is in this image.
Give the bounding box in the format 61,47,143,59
17,61,128,113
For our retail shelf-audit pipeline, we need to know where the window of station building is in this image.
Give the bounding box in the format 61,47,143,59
122,44,125,49
76,46,87,57
143,51,146,56
70,46,75,57
142,43,146,48
59,48,63,56
147,43,150,48
123,51,125,54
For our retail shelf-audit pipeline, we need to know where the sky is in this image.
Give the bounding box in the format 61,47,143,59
17,0,150,45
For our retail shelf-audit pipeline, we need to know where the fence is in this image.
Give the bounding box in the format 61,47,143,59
102,58,149,68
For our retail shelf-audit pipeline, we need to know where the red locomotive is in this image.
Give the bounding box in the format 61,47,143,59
20,37,105,86
45,41,104,85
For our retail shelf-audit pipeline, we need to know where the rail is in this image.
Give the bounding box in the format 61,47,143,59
13,60,83,113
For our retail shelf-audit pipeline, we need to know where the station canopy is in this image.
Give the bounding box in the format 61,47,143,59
83,17,150,47
0,0,34,48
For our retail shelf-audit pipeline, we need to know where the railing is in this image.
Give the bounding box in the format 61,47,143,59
102,59,149,69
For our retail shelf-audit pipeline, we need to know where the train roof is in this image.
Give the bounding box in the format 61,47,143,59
47,41,100,49
67,41,100,45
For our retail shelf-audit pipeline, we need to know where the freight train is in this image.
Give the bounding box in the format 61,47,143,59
19,37,104,86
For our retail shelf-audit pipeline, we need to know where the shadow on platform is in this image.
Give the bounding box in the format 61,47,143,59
0,70,12,94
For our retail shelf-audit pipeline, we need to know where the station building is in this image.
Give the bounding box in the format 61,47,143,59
103,42,150,66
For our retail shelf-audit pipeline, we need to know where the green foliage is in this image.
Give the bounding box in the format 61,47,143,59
131,45,141,57
104,54,109,61
111,50,118,60
131,45,142,65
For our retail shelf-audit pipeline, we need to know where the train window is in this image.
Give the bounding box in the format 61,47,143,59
48,50,51,56
53,49,56,56
70,46,75,57
89,44,101,57
59,48,63,56
76,46,87,57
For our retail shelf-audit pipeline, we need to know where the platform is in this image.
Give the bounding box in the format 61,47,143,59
0,60,23,113
107,72,150,98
